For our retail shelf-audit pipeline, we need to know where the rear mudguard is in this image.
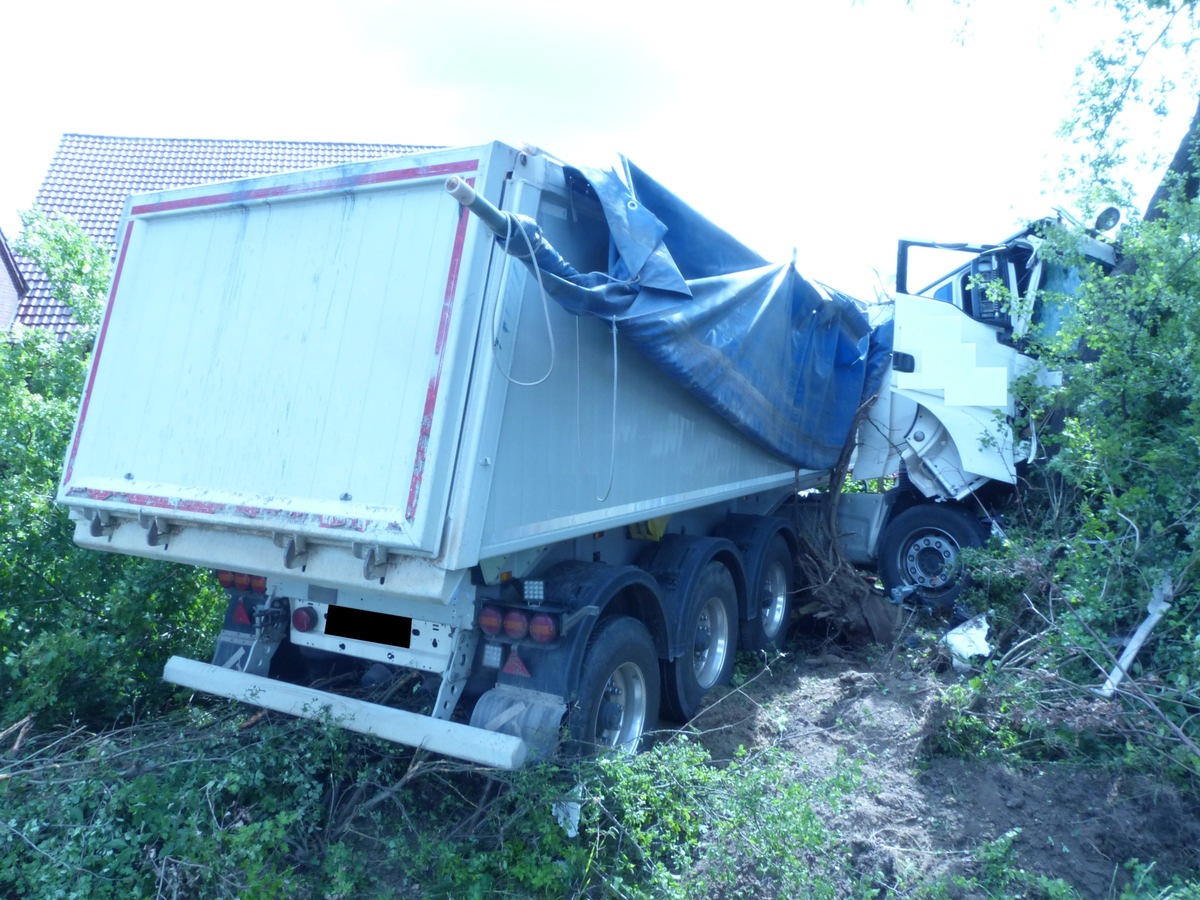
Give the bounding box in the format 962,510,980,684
494,562,666,700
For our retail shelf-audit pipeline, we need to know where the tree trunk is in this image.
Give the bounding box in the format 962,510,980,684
1109,94,1200,278
1144,93,1200,222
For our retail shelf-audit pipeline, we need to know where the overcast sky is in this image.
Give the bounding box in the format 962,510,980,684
2,0,1196,298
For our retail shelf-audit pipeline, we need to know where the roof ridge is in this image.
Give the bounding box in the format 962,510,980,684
60,133,432,148
18,134,442,336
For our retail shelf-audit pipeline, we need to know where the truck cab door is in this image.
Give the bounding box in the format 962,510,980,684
886,288,1042,499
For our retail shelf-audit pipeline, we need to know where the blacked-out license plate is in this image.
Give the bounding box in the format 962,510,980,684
324,605,412,649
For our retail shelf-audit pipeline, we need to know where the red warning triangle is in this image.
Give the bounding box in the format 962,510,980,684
232,601,253,626
501,647,531,677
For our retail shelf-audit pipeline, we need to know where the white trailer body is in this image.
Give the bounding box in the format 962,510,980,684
59,143,829,766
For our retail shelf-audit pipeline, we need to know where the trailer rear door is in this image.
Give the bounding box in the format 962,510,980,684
59,144,514,559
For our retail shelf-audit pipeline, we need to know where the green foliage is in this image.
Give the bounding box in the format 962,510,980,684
11,710,1192,900
5,8,1200,900
979,191,1200,778
0,212,223,727
1121,859,1200,898
0,711,359,898
12,208,111,333
0,723,865,899
1059,0,1199,209
941,0,1200,780
398,738,861,899
897,828,1082,899
920,676,1025,759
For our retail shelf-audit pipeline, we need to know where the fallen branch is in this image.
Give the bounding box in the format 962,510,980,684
1,715,33,754
1094,574,1172,698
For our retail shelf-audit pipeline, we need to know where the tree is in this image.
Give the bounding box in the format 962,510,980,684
12,208,110,335
1061,0,1200,217
1,211,221,726
972,0,1200,776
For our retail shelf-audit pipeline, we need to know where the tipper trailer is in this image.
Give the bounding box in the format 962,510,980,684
58,142,1084,767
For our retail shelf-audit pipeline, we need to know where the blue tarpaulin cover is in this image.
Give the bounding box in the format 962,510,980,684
494,158,892,471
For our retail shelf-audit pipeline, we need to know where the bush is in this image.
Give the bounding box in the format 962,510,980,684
1,212,223,728
0,710,360,898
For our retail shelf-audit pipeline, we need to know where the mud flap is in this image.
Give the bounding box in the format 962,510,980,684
470,684,567,761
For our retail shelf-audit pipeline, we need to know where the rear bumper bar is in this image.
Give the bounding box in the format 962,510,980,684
163,656,528,769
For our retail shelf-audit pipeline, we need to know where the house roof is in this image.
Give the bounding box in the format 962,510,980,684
18,133,437,335
1,227,28,298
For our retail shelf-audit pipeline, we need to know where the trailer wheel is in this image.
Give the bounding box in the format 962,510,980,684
661,561,737,721
740,535,794,652
878,505,986,609
569,617,660,753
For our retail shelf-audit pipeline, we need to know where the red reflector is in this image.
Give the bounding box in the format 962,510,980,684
217,570,234,588
231,600,253,626
501,647,531,677
529,613,558,643
479,606,503,636
233,572,251,590
249,576,267,593
292,607,317,633
503,610,529,640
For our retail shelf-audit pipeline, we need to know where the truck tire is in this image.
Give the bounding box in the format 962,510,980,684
740,535,794,652
878,504,986,609
661,561,738,722
569,617,660,753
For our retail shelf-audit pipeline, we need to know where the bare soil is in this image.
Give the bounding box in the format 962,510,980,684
681,624,1200,898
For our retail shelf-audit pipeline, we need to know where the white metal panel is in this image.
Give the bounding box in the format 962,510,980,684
891,291,1043,490
60,146,515,560
478,310,799,556
892,293,1012,408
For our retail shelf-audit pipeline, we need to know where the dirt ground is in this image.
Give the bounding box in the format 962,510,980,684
683,625,1200,898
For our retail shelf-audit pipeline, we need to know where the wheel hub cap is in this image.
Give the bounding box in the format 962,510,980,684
903,534,958,588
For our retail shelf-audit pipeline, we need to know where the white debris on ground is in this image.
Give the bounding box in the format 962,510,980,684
942,614,992,672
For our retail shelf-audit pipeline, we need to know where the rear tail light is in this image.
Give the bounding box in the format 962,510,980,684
214,570,267,593
292,606,318,633
529,613,558,643
503,610,529,640
479,606,503,636
479,606,561,643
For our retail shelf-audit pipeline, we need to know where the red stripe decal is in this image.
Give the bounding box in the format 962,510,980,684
177,499,223,514
69,489,350,526
406,178,474,522
124,494,173,509
67,488,415,537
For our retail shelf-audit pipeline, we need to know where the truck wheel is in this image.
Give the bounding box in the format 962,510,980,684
740,535,794,652
569,617,660,753
661,561,737,721
878,504,986,609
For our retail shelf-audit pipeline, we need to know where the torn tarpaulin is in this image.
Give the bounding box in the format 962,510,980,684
477,158,891,471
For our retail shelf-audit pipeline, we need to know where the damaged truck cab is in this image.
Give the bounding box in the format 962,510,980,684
842,214,1118,605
